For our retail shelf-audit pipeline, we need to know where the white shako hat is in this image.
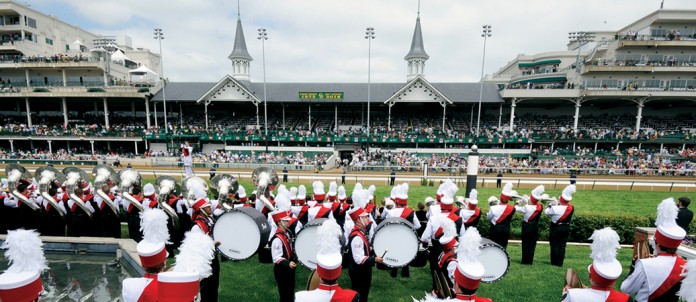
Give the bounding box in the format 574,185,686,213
143,183,156,197
327,181,338,201
347,184,370,221
500,182,514,203
437,217,458,251
559,184,576,204
158,230,216,301
0,229,48,302
453,227,485,291
316,219,343,280
337,185,347,202
467,189,479,206
654,197,686,249
529,185,544,204
137,208,171,268
588,227,622,287
312,180,326,202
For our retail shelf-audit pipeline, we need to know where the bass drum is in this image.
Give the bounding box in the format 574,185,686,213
294,218,326,270
478,238,510,283
373,217,419,268
213,207,271,260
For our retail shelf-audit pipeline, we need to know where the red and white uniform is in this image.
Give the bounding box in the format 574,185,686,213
142,194,158,209
67,194,95,214
545,204,574,224
486,204,515,225
121,274,158,302
307,203,334,221
295,284,359,302
515,203,543,223
39,194,67,214
459,207,481,228
442,294,493,301
564,287,630,302
620,253,686,301
271,229,294,266
94,193,122,214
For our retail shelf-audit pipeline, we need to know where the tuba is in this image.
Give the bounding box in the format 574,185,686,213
155,175,181,221
210,174,239,211
118,168,144,212
252,167,278,211
92,165,121,216
36,166,67,217
181,176,208,200
6,164,40,211
62,167,93,218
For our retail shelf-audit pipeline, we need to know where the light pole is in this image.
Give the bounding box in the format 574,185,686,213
365,27,375,135
258,28,268,152
476,25,491,137
568,31,595,74
153,28,168,134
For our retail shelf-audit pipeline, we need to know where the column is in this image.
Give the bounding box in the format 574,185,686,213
388,103,392,131
153,102,158,128
103,98,110,129
9,140,13,152
256,103,260,129
498,103,502,130
62,69,67,86
145,98,151,128
442,102,446,132
334,104,338,132
509,100,517,132
134,141,138,154
308,105,312,130
282,105,286,130
62,97,68,127
205,101,209,130
94,101,98,116
131,101,136,117
90,140,95,154
179,102,183,127
103,69,108,86
25,98,32,127
25,69,30,87
465,145,479,198
573,101,581,131
47,140,52,154
636,101,645,132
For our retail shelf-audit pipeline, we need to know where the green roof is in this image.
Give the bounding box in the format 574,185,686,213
518,59,562,68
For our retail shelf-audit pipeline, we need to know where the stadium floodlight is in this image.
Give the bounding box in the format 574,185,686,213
154,28,168,134
258,28,269,151
568,31,595,74
365,27,375,134
476,25,492,137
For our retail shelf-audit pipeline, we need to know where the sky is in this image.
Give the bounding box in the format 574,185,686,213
25,0,696,84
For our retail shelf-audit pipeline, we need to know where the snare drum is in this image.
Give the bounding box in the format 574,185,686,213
294,218,327,270
478,238,510,283
213,207,271,260
373,217,419,268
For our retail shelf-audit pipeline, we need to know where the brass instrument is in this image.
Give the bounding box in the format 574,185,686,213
62,167,93,218
36,166,67,216
6,164,40,211
210,174,239,211
155,175,181,221
118,168,144,212
252,167,278,211
92,165,121,216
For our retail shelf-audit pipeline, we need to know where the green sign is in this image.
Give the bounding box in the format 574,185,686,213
298,92,344,100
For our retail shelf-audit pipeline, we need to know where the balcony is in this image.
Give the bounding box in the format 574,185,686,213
500,88,580,99
583,65,696,73
0,86,148,98
618,39,696,48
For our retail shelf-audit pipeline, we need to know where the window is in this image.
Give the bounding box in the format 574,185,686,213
45,38,53,45
27,18,36,29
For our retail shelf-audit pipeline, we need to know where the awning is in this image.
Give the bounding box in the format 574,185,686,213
518,59,562,68
511,76,567,85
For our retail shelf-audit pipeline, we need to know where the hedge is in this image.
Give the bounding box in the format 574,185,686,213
474,210,694,245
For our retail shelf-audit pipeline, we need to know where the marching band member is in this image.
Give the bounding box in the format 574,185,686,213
563,227,630,302
334,185,351,228
122,208,171,302
233,185,250,208
295,219,359,302
327,181,338,203
0,229,48,302
142,183,159,209
459,189,481,229
515,185,545,265
123,186,145,242
487,183,516,249
346,185,383,302
93,184,122,238
622,198,687,301
271,203,299,302
545,185,576,267
40,182,67,236
365,185,378,220
181,141,194,178
439,181,463,234
293,185,311,224
158,230,216,302
188,181,220,302
438,217,459,292
382,183,419,278
67,186,95,237
268,187,302,240
421,208,450,295
308,181,333,221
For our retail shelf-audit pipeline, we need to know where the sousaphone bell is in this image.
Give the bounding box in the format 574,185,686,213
36,166,67,216
210,174,239,210
118,168,144,212
92,165,121,216
252,167,278,211
155,175,181,221
6,164,39,211
62,167,93,218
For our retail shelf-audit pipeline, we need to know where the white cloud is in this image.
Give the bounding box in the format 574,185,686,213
29,0,696,83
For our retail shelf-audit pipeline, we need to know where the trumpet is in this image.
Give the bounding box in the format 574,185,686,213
514,194,530,207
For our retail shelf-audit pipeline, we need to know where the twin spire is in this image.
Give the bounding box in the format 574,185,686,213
229,2,428,82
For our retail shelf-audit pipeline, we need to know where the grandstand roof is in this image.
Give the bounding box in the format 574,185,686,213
153,80,503,104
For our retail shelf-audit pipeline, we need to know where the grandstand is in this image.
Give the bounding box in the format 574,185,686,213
0,2,695,173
